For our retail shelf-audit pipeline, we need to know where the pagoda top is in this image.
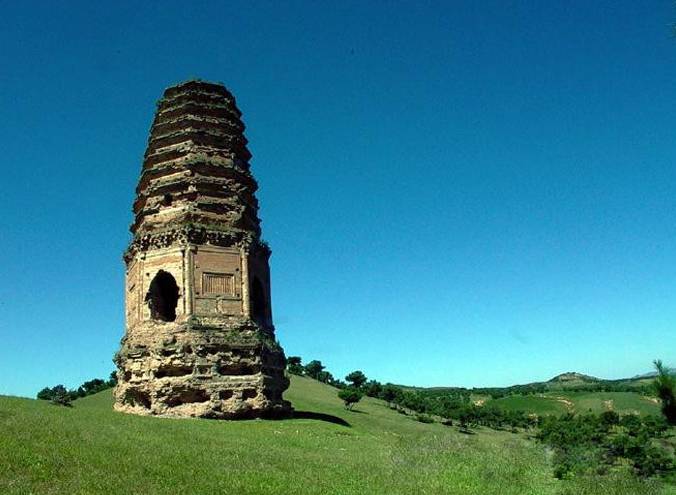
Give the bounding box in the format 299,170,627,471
125,81,263,259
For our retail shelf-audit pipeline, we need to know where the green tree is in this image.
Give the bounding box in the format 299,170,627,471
316,370,334,384
364,380,383,397
338,387,363,410
304,360,325,380
107,371,118,387
81,378,107,395
49,385,72,407
286,356,304,375
331,379,347,389
36,387,54,400
380,384,401,406
652,359,676,425
345,370,367,389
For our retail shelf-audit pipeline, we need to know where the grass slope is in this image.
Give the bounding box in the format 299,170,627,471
0,376,672,495
492,391,660,416
492,395,570,415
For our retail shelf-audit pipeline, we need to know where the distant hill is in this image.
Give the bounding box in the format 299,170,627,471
547,372,599,383
633,372,658,379
395,371,660,418
632,368,673,379
401,370,654,394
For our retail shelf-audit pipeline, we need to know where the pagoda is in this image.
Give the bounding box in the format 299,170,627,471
114,80,291,419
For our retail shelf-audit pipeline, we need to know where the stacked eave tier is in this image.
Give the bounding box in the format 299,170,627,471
131,81,261,238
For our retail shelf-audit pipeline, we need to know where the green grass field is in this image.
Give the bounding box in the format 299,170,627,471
492,395,571,415
491,391,660,416
0,376,673,495
556,391,660,415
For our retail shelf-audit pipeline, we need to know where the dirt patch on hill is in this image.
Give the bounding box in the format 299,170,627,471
551,396,574,411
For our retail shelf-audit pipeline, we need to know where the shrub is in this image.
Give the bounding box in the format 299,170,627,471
338,387,363,410
49,385,72,407
37,387,54,401
537,412,675,480
416,414,434,424
379,384,402,406
600,410,619,427
363,380,383,397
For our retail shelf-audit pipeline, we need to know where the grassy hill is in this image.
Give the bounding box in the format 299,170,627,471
0,375,673,495
547,372,601,386
492,391,660,416
491,394,570,415
404,370,655,396
487,371,660,417
545,372,655,392
399,371,660,423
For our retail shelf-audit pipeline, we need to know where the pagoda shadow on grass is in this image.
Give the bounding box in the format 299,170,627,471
114,80,292,419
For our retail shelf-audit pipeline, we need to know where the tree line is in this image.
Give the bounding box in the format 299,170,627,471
37,372,117,406
286,355,537,428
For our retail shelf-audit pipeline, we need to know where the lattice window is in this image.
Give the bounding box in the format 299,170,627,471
202,272,235,296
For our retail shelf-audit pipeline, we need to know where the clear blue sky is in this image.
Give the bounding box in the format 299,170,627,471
1,1,675,397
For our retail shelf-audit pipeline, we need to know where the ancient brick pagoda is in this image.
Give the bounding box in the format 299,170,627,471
114,80,291,419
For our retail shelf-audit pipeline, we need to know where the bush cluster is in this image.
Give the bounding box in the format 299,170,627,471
287,356,536,427
537,411,674,479
415,413,434,424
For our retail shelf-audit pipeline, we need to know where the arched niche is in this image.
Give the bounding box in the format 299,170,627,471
145,270,179,322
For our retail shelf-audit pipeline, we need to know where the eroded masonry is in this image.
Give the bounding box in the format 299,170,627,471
114,80,292,419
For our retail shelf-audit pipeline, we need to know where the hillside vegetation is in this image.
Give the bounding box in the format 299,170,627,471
1,375,673,495
493,391,660,416
410,371,655,398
